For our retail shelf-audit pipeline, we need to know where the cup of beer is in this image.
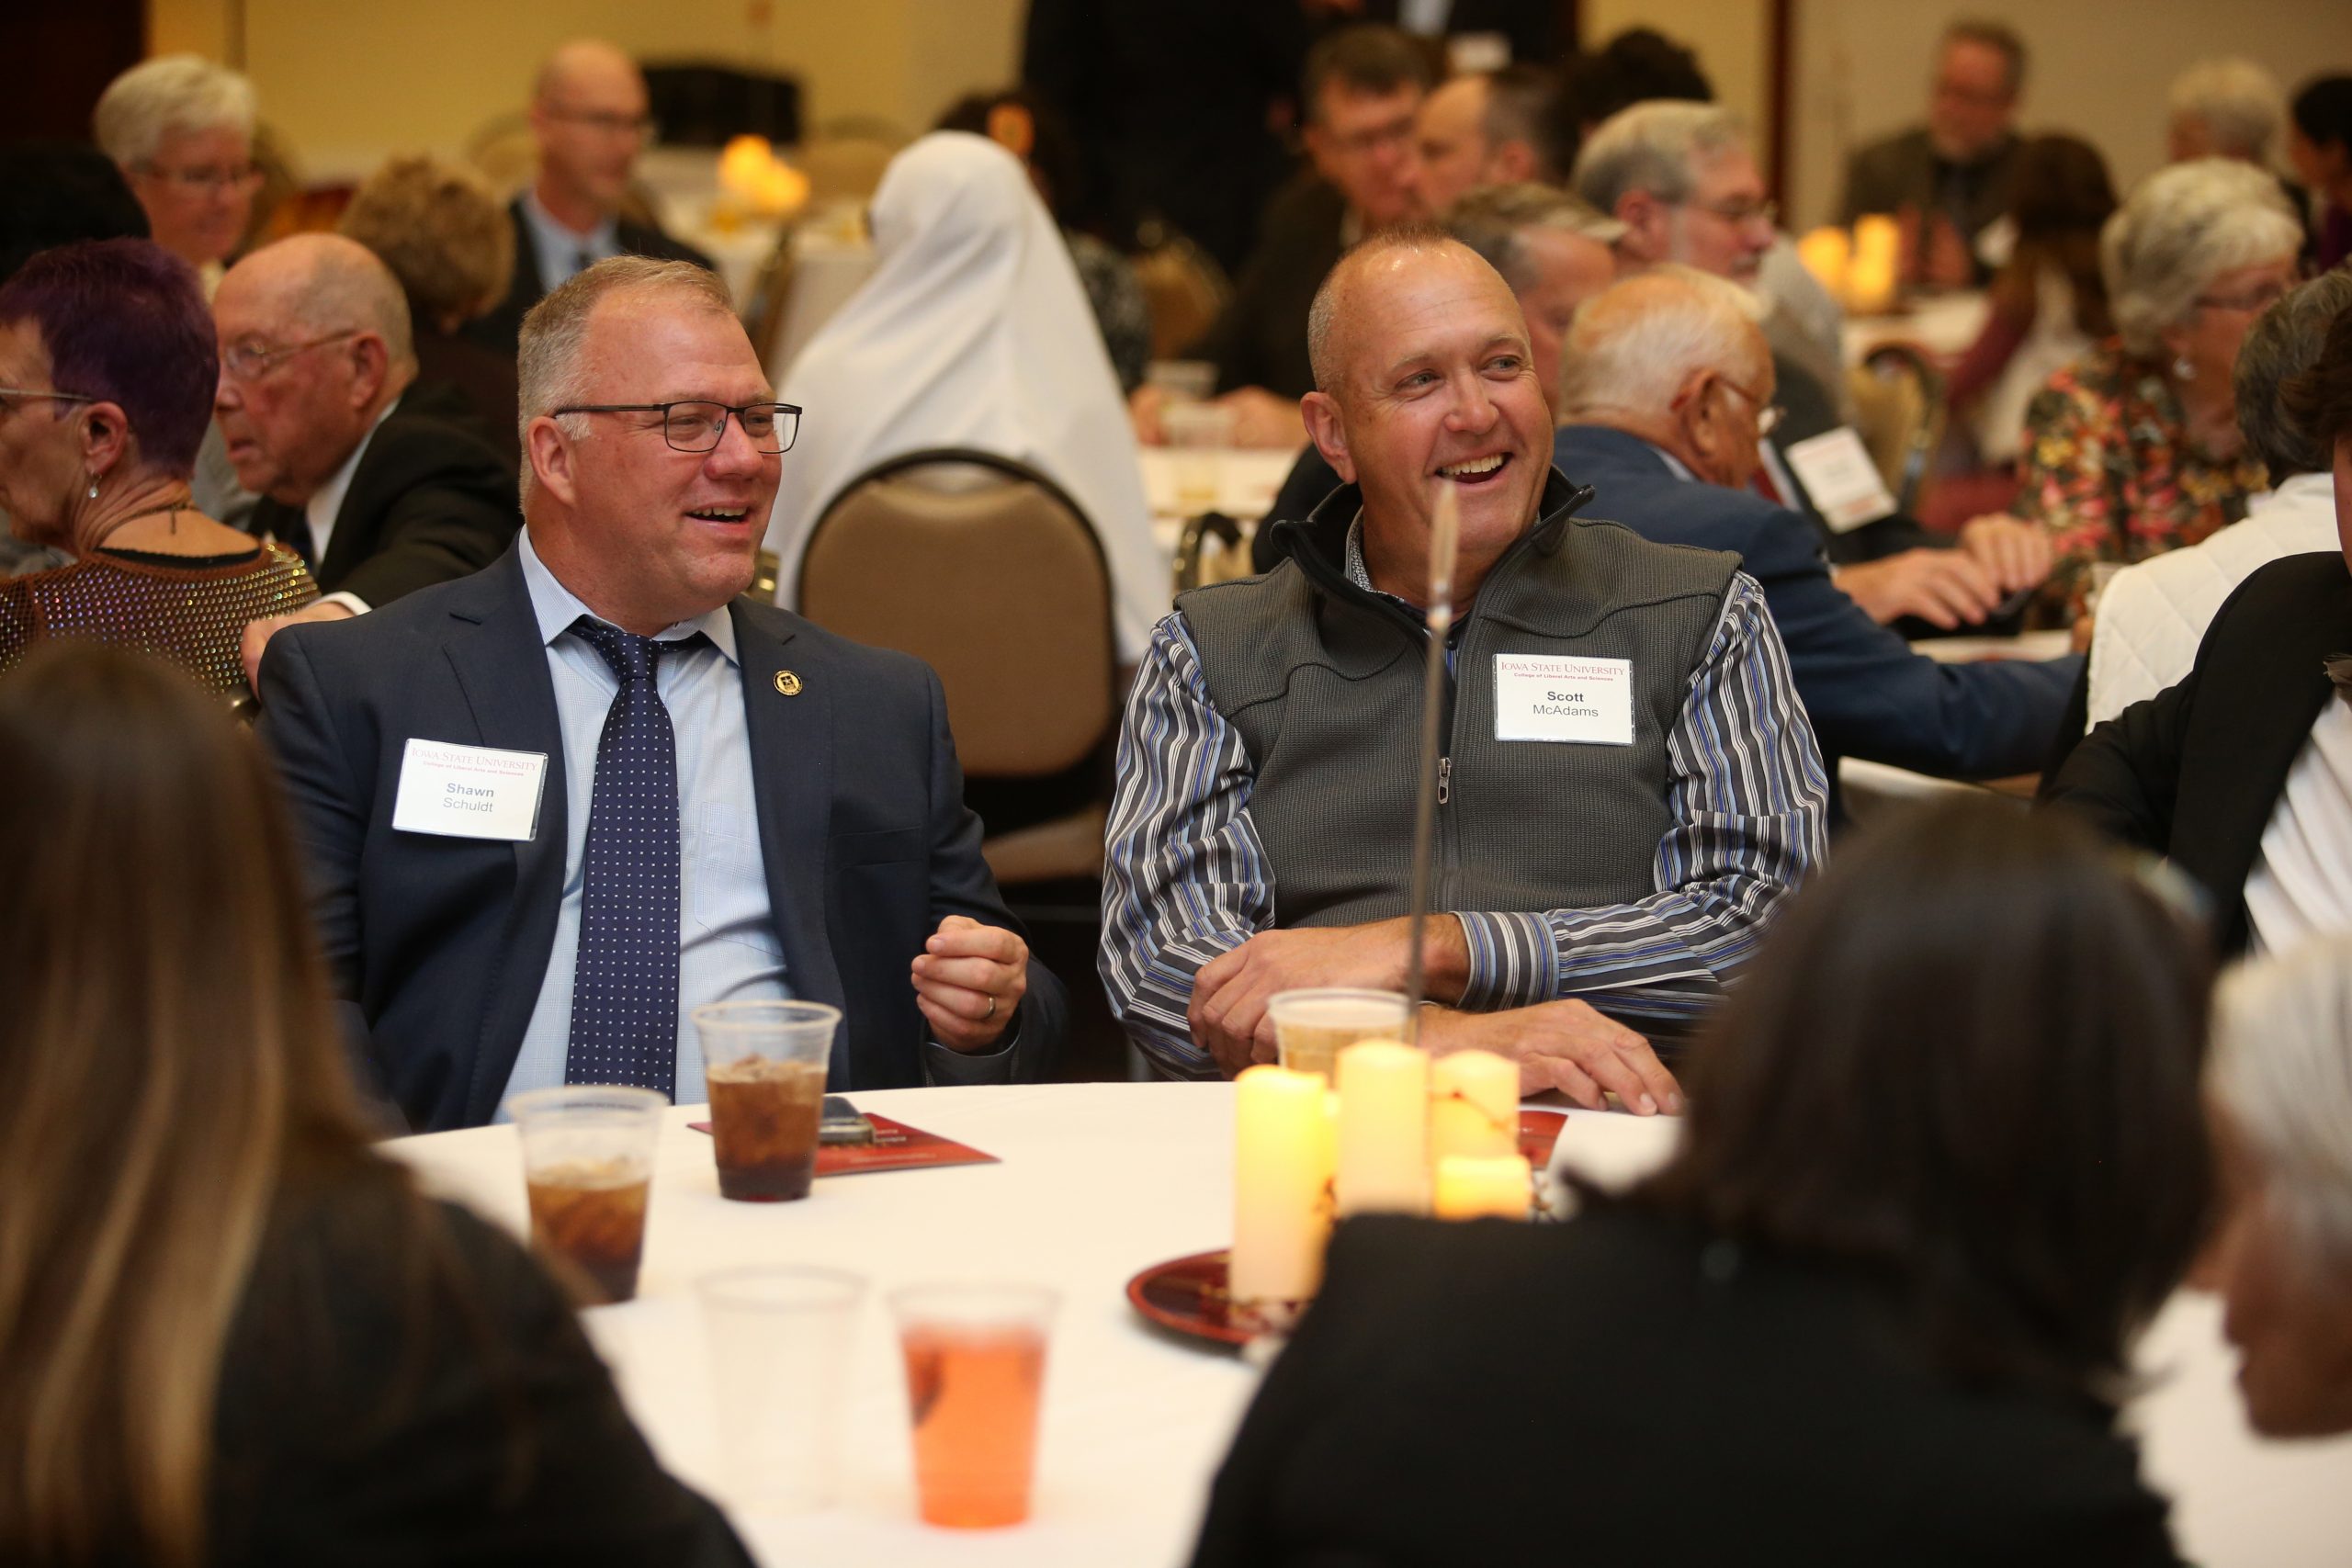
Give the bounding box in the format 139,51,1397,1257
505,1084,668,1303
889,1281,1057,1529
1265,987,1413,1083
693,999,841,1201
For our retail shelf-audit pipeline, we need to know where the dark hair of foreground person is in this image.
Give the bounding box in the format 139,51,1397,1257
1189,796,2213,1568
0,643,749,1568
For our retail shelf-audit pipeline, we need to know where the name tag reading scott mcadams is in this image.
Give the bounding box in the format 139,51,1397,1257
390,738,548,841
1493,653,1634,745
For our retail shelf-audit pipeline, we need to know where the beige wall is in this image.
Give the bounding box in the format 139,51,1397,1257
1582,0,1776,176
147,0,1023,178
1789,0,2350,230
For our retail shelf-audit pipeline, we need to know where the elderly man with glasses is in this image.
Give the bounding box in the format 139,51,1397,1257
1554,268,2074,805
1575,99,2054,635
214,233,518,686
256,256,1067,1133
467,39,717,356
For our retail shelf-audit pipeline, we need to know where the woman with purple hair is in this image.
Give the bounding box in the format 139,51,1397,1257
0,238,315,699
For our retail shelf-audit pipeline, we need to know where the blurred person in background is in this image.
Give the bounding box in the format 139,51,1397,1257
1192,798,2212,1566
767,133,1166,665
935,87,1151,392
2207,936,2352,1438
466,39,715,355
1577,101,2051,629
338,155,523,468
2043,299,2352,962
1153,25,1434,447
1411,63,1576,214
1312,0,1558,69
1944,135,2118,478
1555,269,2073,792
2169,58,2287,165
0,641,752,1566
2288,75,2352,272
1558,26,1712,141
2085,271,2352,728
214,233,518,685
92,55,260,292
0,143,150,580
1839,19,2027,288
0,241,313,700
2018,159,2303,622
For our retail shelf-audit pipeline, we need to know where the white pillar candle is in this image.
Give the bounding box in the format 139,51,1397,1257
1334,1040,1430,1217
1432,1154,1532,1221
1231,1065,1334,1306
1429,1049,1519,1163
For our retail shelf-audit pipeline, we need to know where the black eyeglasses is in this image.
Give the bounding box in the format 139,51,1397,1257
551,400,801,455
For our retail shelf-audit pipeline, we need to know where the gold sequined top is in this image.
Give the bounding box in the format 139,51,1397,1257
0,543,319,695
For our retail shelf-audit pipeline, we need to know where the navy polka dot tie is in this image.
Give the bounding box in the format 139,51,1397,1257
565,617,684,1098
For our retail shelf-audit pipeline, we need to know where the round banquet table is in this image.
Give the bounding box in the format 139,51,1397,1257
384,1082,2352,1567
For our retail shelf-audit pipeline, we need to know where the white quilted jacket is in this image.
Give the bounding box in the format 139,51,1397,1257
2086,472,2340,728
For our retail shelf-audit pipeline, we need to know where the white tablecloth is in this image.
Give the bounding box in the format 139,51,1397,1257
1137,447,1297,526
384,1082,2352,1567
1842,291,1992,365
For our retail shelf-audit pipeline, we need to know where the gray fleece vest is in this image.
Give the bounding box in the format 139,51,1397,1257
1177,477,1738,929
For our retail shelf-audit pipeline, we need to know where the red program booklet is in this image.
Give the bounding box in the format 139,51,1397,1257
688,1113,1001,1177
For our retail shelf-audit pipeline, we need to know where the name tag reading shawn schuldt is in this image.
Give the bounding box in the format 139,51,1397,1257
1494,653,1634,745
390,738,548,841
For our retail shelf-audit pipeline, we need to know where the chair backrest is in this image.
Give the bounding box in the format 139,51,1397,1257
798,135,899,209
798,449,1115,779
1131,234,1231,362
1849,344,1948,516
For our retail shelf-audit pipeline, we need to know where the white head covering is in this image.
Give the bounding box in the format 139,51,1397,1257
764,131,1166,660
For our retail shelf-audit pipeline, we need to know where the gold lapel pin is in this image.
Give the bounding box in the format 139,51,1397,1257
773,670,803,697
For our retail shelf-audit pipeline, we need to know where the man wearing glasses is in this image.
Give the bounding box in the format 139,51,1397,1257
468,39,716,355
1839,21,2027,288
1576,100,2054,634
215,234,518,685
258,258,1066,1133
1553,268,2075,800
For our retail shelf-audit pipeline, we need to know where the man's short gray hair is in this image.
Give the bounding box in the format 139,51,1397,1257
2168,58,2285,162
2104,159,2302,359
1304,224,1461,393
515,256,735,505
1555,265,1764,418
1445,183,1626,293
2213,938,2352,1280
2235,271,2352,477
93,55,257,168
1570,101,1746,215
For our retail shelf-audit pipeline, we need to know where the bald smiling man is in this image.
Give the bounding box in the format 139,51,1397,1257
466,39,716,355
1101,231,1828,1101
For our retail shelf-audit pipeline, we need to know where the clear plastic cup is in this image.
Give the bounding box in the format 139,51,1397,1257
1266,988,1413,1083
693,1000,841,1202
506,1084,668,1303
697,1266,867,1515
890,1281,1057,1529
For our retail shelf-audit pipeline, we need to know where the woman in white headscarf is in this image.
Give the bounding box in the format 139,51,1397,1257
764,131,1167,661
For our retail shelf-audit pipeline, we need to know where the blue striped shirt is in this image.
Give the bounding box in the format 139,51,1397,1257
1098,551,1829,1079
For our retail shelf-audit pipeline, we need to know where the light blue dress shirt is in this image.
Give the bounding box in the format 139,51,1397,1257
521,189,623,297
503,529,787,1110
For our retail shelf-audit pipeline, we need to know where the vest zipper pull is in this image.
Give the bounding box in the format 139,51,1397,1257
1437,756,1452,806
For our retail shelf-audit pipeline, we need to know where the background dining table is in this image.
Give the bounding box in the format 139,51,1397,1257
386,1081,2352,1568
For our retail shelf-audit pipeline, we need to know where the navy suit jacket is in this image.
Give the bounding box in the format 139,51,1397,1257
1554,424,2075,782
256,547,1067,1131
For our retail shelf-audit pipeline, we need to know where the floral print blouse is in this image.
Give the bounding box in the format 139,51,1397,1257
2017,340,2269,619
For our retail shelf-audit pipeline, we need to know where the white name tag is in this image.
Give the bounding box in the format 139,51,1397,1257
1782,426,1896,533
390,739,548,841
1494,654,1634,745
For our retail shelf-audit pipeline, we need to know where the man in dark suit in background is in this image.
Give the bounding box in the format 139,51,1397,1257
1839,20,2025,288
1325,0,1559,69
1554,269,2072,793
259,258,1067,1132
466,39,716,355
211,234,517,688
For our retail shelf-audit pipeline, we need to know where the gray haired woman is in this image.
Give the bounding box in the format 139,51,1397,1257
2015,158,2302,619
2209,937,2352,1438
93,54,260,284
